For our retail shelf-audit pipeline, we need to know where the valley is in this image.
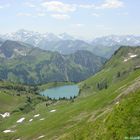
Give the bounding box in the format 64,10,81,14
0,46,140,140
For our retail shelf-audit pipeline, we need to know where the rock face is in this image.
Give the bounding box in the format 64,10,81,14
0,40,32,58
0,40,105,85
0,38,4,46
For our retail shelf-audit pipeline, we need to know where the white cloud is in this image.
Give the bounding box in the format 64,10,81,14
51,14,70,20
41,1,76,13
74,0,124,10
17,13,32,17
79,4,95,9
98,0,124,9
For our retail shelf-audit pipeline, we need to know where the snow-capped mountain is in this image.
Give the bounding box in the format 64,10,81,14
1,30,140,47
0,29,75,46
91,35,140,46
1,30,140,58
90,35,140,58
58,33,75,40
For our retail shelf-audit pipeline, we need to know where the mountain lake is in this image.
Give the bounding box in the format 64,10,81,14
40,85,79,99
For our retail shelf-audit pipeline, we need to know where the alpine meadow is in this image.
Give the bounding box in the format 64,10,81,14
0,0,140,140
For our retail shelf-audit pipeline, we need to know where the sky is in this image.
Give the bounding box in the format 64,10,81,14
0,0,140,39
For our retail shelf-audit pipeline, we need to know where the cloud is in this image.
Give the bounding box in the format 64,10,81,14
51,14,70,20
73,0,124,10
41,1,76,13
79,4,95,9
98,0,124,9
17,13,32,17
22,0,124,17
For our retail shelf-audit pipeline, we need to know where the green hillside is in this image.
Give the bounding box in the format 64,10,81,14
0,40,105,85
0,46,140,140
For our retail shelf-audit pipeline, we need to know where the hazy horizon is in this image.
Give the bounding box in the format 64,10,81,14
1,29,140,41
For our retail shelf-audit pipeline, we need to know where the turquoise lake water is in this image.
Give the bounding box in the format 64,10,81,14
40,85,79,99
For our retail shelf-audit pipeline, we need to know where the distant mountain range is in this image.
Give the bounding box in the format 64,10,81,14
91,35,140,58
0,30,140,58
92,35,140,46
0,40,105,85
0,29,76,46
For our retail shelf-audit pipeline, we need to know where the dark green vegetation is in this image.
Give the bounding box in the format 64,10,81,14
91,44,120,58
0,40,105,85
0,81,48,113
0,46,140,140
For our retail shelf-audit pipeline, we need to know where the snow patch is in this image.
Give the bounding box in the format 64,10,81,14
50,110,56,113
34,114,40,118
16,117,25,123
29,119,33,122
0,112,10,118
3,129,15,133
116,101,119,105
40,118,45,121
124,59,129,62
37,135,45,139
130,54,137,58
123,54,138,62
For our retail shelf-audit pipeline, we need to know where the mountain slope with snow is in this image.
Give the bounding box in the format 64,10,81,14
1,30,140,58
0,30,75,46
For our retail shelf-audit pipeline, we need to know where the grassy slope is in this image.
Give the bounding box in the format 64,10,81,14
0,44,105,85
0,47,140,140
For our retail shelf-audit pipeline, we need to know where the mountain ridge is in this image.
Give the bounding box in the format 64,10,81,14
1,30,140,58
0,40,105,85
